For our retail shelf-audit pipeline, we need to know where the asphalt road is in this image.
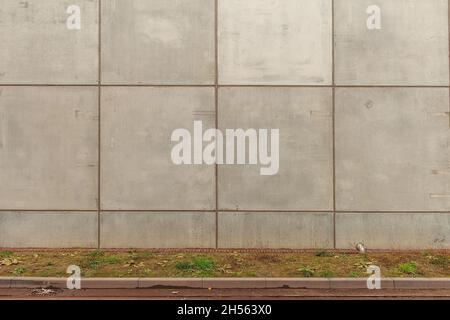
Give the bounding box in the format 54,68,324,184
0,288,449,300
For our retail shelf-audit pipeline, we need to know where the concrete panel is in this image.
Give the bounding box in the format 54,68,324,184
0,87,98,210
101,0,215,84
218,0,332,85
218,88,333,211
0,0,98,84
336,212,450,249
218,212,334,249
335,88,450,211
101,87,215,210
335,0,449,85
100,212,215,248
0,211,98,248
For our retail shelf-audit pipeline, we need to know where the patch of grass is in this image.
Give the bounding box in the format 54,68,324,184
315,250,333,258
0,251,13,258
192,257,214,271
88,250,105,258
297,266,314,278
82,251,123,269
0,250,448,278
102,255,122,265
12,267,26,276
175,261,192,270
397,262,417,275
175,256,215,275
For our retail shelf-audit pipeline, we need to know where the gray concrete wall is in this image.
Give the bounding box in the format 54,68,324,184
0,0,449,249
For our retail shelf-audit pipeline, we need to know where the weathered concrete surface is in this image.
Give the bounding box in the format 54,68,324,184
218,212,333,249
336,212,450,249
101,0,215,84
218,0,332,85
0,0,98,84
101,87,215,210
218,87,333,211
0,1,449,250
0,87,98,210
335,0,449,85
335,88,450,212
0,212,97,248
100,212,215,248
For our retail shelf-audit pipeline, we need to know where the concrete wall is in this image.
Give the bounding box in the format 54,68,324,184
0,0,449,249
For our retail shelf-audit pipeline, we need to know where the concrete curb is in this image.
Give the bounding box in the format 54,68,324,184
0,277,449,289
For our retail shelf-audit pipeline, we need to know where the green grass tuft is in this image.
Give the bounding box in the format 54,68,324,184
12,267,26,276
297,266,314,278
175,256,215,274
397,262,417,275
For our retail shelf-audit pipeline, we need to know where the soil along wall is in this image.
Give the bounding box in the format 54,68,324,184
0,0,449,249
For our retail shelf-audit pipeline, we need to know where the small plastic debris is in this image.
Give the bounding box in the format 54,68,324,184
356,243,366,254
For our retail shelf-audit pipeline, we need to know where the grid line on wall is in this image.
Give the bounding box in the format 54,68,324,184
97,0,102,249
1,85,449,88
331,0,336,249
214,0,219,249
1,210,449,214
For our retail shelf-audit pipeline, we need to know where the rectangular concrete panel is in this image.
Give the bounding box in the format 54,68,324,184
336,212,450,249
335,0,449,85
218,0,332,85
0,87,98,210
0,212,98,248
101,0,215,84
335,88,450,212
100,212,215,248
218,212,334,249
218,87,333,211
0,0,99,84
101,87,215,210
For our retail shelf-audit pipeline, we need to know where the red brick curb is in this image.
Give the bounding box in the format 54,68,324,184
0,277,448,290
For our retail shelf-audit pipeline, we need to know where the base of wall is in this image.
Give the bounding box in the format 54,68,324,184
0,211,449,249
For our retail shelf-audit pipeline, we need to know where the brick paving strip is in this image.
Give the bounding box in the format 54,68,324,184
0,277,449,290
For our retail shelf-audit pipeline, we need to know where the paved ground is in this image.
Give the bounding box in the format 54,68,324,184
0,288,449,300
